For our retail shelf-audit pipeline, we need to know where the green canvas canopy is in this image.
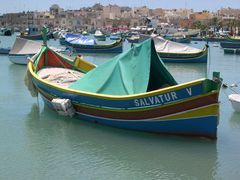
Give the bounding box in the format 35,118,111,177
70,39,177,95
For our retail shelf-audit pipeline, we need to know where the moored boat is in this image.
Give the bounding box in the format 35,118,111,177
20,27,52,40
9,37,42,65
127,35,140,43
63,33,123,53
220,41,240,49
229,94,240,112
141,35,208,63
220,36,240,49
26,28,222,139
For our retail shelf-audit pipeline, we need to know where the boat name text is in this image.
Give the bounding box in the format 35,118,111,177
134,88,192,107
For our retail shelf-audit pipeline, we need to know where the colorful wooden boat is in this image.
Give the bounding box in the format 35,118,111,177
71,39,123,53
226,36,240,42
20,27,52,40
63,33,123,53
26,29,222,139
220,41,240,49
20,32,52,40
220,36,240,49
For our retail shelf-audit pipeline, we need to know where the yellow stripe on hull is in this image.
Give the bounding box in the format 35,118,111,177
158,104,219,121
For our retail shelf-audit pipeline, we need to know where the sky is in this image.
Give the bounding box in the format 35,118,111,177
0,0,239,14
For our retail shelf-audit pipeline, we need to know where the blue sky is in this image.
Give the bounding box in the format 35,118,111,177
0,0,239,14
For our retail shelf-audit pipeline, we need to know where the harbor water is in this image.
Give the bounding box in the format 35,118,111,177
0,34,240,180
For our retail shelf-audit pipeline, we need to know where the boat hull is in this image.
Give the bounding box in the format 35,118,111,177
71,40,123,53
220,42,240,49
94,36,106,41
30,70,220,139
158,47,208,63
9,54,33,65
20,33,51,40
39,91,219,139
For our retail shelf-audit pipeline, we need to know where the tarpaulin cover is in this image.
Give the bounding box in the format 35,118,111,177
9,37,42,55
70,39,177,95
65,33,96,45
153,36,202,53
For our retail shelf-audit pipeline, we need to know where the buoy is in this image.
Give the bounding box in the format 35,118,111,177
51,98,75,117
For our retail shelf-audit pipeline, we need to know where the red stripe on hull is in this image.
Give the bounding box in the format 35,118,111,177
38,87,218,120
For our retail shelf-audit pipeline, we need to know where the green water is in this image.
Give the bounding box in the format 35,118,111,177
0,35,240,180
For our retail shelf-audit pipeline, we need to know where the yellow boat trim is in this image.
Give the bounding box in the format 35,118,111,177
28,53,214,101
38,86,218,112
158,104,218,121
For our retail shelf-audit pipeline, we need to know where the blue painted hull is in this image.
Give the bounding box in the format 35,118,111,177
220,42,240,49
0,48,10,54
42,95,217,138
77,114,218,138
74,45,123,53
159,50,208,63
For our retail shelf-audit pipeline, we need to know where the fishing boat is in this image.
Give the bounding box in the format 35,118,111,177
220,41,240,49
220,36,240,49
94,30,106,41
225,36,240,42
141,34,208,63
20,27,51,40
9,37,42,65
127,35,140,43
26,28,222,139
63,33,123,53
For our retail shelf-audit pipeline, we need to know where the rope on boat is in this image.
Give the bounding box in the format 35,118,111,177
207,44,211,78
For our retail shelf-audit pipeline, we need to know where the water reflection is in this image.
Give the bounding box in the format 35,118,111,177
24,103,218,179
166,63,207,83
229,112,240,129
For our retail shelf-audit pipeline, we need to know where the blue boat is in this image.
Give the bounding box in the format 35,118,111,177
20,27,51,40
220,36,240,49
62,33,123,53
26,28,222,139
151,35,208,63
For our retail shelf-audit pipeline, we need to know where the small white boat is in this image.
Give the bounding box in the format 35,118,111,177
9,37,42,65
228,94,240,112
